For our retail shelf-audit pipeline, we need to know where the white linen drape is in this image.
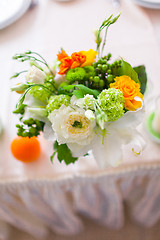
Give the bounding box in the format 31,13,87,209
0,164,160,239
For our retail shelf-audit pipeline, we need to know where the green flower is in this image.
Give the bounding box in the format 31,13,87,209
66,67,86,83
97,88,124,122
47,94,70,113
29,81,55,104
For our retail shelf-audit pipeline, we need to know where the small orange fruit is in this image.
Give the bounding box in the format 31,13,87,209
11,136,41,162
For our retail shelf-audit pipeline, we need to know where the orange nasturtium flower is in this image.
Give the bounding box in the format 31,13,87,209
57,49,97,75
110,75,143,111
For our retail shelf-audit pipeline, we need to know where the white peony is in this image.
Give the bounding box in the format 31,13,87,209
25,66,46,84
48,105,96,146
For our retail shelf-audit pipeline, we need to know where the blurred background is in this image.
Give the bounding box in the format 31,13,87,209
0,0,160,239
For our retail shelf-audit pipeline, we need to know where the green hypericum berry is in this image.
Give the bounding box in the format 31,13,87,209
99,80,105,88
66,67,86,83
89,76,93,82
102,64,108,72
102,59,107,64
97,59,103,64
107,69,112,74
97,64,102,69
94,76,100,83
92,62,97,68
107,74,113,83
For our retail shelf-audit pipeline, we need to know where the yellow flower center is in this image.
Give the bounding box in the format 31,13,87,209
66,114,90,135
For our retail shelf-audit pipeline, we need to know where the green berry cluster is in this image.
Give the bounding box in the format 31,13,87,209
16,118,44,138
91,53,122,90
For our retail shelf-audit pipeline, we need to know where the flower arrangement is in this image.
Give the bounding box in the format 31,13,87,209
11,14,147,168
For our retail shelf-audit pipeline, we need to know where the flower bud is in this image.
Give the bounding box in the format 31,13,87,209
25,66,46,84
85,110,95,121
11,83,28,92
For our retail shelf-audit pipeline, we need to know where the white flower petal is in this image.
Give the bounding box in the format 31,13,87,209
43,122,56,142
54,73,66,86
129,129,146,154
25,66,46,84
70,95,78,106
48,105,96,146
92,132,123,169
109,105,144,130
67,142,93,157
24,92,45,107
85,110,95,121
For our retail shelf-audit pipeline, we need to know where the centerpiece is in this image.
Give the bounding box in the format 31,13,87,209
10,14,147,168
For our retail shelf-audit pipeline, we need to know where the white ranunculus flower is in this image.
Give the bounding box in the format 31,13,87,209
25,66,46,84
48,105,96,146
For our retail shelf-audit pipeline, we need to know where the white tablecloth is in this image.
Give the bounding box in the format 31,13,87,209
0,0,160,239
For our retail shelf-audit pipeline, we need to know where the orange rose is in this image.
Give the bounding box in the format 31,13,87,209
58,57,73,75
57,49,97,75
57,50,69,62
71,52,86,69
110,75,143,111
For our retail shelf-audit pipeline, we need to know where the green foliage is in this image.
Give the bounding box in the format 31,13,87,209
51,141,78,165
58,84,100,99
133,65,147,94
13,104,26,115
73,85,100,98
96,14,121,57
16,118,44,138
112,59,140,84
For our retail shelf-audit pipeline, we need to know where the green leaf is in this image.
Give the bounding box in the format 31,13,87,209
13,104,27,115
61,84,100,99
50,152,56,163
53,141,78,165
61,85,75,91
73,84,100,98
113,59,140,84
16,94,26,109
133,65,147,94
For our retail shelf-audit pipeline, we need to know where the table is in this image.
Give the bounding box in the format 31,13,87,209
0,0,160,239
